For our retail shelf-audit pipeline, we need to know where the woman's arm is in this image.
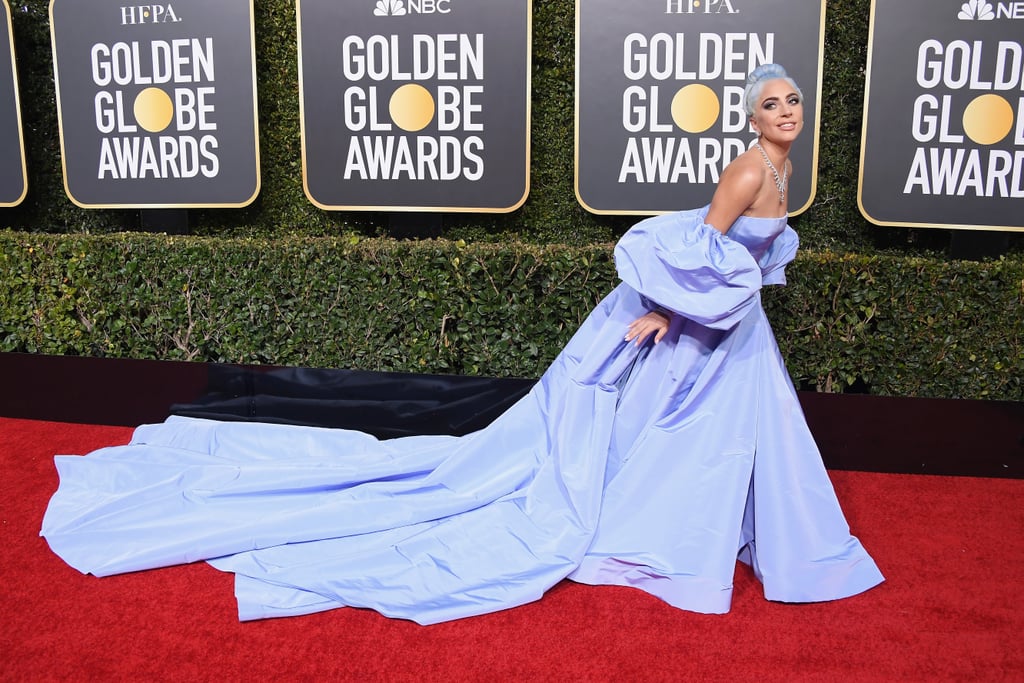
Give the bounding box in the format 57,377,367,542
622,151,767,343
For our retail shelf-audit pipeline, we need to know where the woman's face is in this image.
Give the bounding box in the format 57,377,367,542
749,78,803,144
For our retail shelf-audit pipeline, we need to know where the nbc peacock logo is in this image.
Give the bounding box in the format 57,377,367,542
374,0,406,16
957,0,1024,20
373,0,450,16
958,0,995,20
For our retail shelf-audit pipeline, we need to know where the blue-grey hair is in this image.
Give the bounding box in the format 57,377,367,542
743,64,802,117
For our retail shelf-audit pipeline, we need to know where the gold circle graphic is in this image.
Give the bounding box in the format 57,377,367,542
671,84,720,134
962,94,1014,146
134,88,174,133
390,84,435,133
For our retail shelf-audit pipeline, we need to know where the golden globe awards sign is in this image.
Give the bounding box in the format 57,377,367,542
49,1,260,208
859,0,1024,231
297,0,531,212
576,0,825,215
1,0,26,207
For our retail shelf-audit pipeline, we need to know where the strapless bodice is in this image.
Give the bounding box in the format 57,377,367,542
724,212,789,261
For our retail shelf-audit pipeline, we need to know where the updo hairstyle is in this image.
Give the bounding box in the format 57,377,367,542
742,63,802,117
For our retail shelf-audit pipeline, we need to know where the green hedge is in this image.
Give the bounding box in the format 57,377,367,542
3,230,1021,400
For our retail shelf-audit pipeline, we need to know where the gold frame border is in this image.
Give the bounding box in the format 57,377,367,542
297,0,533,214
574,0,828,218
48,0,262,210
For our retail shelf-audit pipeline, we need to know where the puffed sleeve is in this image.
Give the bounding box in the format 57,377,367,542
758,225,799,286
613,211,763,330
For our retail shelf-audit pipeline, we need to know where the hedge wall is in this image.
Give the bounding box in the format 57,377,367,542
2,231,1021,400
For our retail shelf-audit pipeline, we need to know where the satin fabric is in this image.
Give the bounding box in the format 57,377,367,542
171,365,535,437
41,207,883,624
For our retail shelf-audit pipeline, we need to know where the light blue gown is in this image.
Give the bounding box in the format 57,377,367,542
41,208,884,624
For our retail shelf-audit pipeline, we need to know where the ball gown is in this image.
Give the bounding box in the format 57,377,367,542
41,207,884,625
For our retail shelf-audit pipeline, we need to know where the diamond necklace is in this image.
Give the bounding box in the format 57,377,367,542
754,141,787,203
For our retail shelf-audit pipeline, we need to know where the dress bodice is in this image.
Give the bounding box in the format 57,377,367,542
724,213,789,262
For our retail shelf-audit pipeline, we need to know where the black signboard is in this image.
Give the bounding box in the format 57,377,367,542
50,0,260,207
576,0,826,215
1,0,26,207
859,0,1024,231
298,0,531,212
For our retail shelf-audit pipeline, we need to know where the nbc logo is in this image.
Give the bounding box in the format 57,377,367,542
959,0,995,19
958,0,1024,19
374,0,406,16
374,0,451,16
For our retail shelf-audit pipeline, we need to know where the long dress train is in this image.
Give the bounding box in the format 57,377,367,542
41,207,884,624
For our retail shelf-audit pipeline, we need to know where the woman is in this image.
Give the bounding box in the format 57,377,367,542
42,65,883,625
625,63,803,347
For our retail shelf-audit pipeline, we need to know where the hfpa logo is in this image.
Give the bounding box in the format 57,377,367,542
665,0,739,14
374,0,452,17
120,5,182,25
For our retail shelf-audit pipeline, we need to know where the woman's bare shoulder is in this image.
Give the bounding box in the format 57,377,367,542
720,149,765,188
705,151,768,232
714,152,765,207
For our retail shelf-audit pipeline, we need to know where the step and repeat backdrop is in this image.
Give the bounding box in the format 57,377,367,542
1,0,26,207
0,0,1019,230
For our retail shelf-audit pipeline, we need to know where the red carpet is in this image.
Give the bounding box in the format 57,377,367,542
2,416,1021,681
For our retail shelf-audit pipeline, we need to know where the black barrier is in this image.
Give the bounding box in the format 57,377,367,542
2,352,1021,478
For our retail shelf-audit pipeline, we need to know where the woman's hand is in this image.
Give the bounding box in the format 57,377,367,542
625,310,672,346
